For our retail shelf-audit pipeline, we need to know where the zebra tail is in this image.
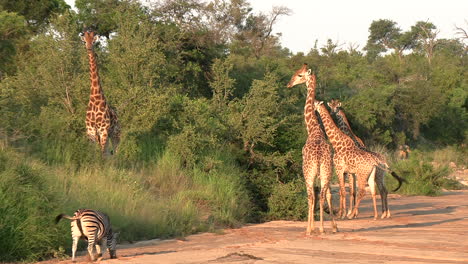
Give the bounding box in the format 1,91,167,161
390,171,407,192
55,214,76,224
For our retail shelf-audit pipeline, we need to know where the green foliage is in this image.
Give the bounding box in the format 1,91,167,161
0,0,68,32
75,0,123,38
390,150,462,196
0,0,466,261
365,19,416,59
267,178,307,220
0,10,29,76
0,146,251,261
0,150,67,262
345,85,395,145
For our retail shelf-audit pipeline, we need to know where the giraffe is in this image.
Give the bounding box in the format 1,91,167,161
287,64,337,234
398,145,411,160
314,100,406,219
81,30,120,155
328,99,395,219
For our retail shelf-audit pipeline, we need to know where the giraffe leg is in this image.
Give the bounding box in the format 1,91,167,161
86,127,97,143
336,169,347,219
326,184,338,232
367,168,378,220
98,129,110,156
376,168,389,219
318,183,325,234
350,173,369,219
346,173,356,218
110,132,120,155
318,164,327,233
306,184,316,235
304,163,318,235
108,108,120,155
320,161,337,233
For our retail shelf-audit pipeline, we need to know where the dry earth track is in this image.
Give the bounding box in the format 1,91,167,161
40,190,468,264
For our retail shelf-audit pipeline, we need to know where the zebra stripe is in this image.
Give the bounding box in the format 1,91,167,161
55,209,118,261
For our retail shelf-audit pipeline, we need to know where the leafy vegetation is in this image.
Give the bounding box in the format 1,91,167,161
0,0,466,262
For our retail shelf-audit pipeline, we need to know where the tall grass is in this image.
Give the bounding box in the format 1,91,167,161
388,148,464,196
0,150,68,262
0,146,250,262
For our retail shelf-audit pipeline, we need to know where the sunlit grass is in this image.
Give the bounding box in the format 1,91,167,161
0,146,250,261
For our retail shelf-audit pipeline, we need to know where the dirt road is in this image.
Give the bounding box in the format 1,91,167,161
45,190,468,264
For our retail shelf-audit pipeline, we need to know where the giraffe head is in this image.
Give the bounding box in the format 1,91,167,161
287,63,310,88
81,30,99,50
327,99,342,115
314,100,324,111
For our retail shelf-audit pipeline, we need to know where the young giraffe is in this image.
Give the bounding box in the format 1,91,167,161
81,30,120,155
287,64,337,234
328,99,397,219
314,100,405,219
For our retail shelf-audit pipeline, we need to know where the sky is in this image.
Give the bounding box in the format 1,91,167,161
65,0,467,54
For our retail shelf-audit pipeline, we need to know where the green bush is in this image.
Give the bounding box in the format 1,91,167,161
0,150,67,262
267,178,308,220
0,145,254,261
390,150,461,196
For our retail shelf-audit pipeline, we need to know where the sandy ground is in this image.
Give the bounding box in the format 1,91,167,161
41,190,468,264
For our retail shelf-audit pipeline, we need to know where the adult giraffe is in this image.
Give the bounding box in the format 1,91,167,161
287,64,337,234
328,99,394,219
81,30,120,155
314,100,405,219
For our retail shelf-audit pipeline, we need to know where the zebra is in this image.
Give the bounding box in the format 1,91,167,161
55,209,119,262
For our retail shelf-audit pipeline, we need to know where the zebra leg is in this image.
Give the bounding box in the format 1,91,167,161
107,232,119,259
87,233,97,261
95,239,105,261
71,236,79,262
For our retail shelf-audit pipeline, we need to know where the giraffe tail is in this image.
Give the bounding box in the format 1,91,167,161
375,162,407,192
390,171,407,192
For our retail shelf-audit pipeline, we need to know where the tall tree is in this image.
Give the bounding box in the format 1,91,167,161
75,0,123,38
411,21,439,64
0,0,68,33
233,5,291,58
365,19,417,61
0,11,28,78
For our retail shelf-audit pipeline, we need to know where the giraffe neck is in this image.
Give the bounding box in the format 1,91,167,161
87,49,104,97
304,74,319,134
333,110,366,149
316,104,355,150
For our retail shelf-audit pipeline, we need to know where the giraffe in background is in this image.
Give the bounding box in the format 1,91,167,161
328,99,393,219
398,145,411,160
314,100,405,219
81,30,120,155
287,64,337,234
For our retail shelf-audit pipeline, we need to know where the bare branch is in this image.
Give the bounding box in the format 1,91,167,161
455,20,468,39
